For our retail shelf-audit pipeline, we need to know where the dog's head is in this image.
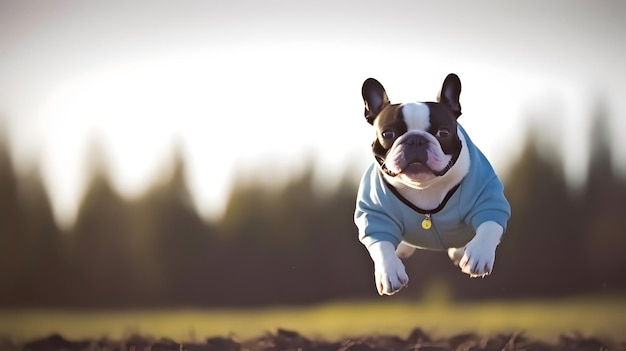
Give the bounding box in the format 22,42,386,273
362,74,463,189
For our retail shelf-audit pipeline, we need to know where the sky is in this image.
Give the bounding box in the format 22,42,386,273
1,0,625,228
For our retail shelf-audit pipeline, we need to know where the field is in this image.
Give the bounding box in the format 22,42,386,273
1,296,626,350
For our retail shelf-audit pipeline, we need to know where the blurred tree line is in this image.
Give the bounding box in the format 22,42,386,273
0,106,625,308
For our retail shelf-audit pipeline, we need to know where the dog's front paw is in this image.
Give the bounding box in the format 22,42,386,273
374,255,409,295
459,221,503,278
459,245,495,278
367,241,409,295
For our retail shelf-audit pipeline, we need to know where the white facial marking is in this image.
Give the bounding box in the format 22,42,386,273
401,102,430,131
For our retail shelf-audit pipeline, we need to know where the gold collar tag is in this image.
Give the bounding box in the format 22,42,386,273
421,214,432,230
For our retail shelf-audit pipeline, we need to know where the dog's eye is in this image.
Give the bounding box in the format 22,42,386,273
436,128,450,138
381,130,396,140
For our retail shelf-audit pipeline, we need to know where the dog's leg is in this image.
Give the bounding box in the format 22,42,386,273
459,221,503,278
447,247,464,266
367,241,409,295
396,241,416,259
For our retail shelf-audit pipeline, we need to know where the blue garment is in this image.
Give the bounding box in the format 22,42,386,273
354,126,511,251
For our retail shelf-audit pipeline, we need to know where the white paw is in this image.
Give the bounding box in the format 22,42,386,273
447,247,464,266
396,241,416,259
368,241,409,295
459,221,503,278
459,246,495,278
374,255,409,295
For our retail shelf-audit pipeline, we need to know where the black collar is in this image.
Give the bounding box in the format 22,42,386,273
380,171,461,215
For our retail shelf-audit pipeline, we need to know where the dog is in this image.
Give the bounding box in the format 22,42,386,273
354,73,511,295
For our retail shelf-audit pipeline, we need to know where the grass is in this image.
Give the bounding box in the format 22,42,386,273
1,295,625,344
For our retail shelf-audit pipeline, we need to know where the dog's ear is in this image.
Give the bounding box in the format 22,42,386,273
439,73,462,118
362,78,389,125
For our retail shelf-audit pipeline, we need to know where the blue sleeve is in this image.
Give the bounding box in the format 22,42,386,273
466,174,511,231
354,165,404,249
458,125,511,231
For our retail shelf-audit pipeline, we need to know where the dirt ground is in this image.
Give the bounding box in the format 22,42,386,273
6,328,625,351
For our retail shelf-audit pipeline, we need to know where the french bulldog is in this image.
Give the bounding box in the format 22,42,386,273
354,73,511,296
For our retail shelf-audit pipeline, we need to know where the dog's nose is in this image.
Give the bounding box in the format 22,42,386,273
405,134,429,147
